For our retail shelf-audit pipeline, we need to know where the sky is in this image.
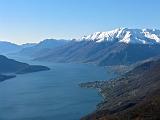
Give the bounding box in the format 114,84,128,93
0,0,160,44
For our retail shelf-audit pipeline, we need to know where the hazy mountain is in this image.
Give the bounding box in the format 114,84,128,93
0,41,22,55
0,55,50,81
81,57,160,120
35,28,160,66
21,43,37,48
0,41,37,55
18,39,69,57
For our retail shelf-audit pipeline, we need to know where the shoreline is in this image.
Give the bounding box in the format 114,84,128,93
0,74,16,82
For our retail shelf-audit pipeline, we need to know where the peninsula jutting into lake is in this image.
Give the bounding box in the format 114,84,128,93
0,55,50,82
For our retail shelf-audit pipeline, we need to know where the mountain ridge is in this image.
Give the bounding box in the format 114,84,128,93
3,28,160,66
80,28,160,44
34,41,160,66
0,41,37,55
18,39,69,57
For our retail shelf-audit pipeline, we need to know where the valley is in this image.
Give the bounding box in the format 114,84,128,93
1,1,160,120
0,28,160,120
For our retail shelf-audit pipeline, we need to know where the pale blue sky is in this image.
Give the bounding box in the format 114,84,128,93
0,0,160,44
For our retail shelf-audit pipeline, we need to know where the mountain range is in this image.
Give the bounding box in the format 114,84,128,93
32,28,160,66
0,41,36,55
18,39,69,57
80,28,160,44
2,28,160,66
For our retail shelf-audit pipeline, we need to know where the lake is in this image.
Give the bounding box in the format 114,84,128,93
0,60,113,120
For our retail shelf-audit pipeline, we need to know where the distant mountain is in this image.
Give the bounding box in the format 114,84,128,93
35,28,160,66
80,28,160,44
0,41,22,55
18,39,69,57
21,43,37,48
81,57,160,120
0,55,50,81
0,41,37,55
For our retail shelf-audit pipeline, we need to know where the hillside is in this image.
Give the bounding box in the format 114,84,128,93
0,41,36,55
80,58,160,120
0,55,50,81
18,39,69,57
35,28,160,66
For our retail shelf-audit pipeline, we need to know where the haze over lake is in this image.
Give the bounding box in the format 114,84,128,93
0,58,114,120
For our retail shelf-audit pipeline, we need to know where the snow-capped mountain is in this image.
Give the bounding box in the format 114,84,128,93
81,28,160,44
29,28,160,66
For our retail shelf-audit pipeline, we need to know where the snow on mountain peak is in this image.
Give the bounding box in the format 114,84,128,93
80,28,160,45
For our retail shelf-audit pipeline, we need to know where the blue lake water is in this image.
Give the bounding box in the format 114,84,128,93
0,60,113,120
